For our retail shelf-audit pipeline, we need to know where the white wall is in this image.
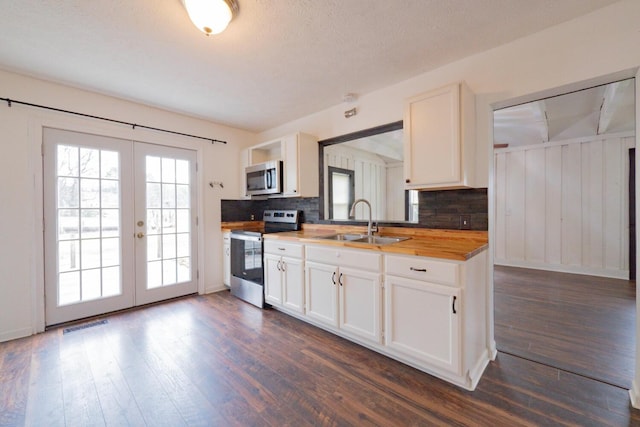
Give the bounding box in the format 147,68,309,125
495,134,635,279
0,69,257,341
258,1,640,191
386,162,404,221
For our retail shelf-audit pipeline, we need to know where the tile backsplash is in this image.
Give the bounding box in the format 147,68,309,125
221,188,487,230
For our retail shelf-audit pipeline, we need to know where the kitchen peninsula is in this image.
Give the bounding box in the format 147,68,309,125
222,221,490,390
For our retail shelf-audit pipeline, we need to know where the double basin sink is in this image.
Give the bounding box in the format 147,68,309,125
315,233,409,245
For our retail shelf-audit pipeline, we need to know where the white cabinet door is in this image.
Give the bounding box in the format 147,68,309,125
239,148,250,199
385,274,462,375
404,84,460,187
282,135,299,196
404,82,475,190
339,266,382,344
223,233,230,287
282,256,304,313
305,261,338,327
264,254,283,305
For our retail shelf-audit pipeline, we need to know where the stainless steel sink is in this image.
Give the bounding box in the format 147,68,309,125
315,233,366,241
352,235,410,245
315,234,409,245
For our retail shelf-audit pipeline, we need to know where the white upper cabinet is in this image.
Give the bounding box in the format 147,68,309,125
404,82,476,190
246,132,318,198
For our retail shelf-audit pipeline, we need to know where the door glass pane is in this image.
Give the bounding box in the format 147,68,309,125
176,160,189,184
55,145,122,306
79,148,100,178
145,155,192,289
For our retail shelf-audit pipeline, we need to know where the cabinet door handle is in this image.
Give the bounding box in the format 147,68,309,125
452,296,457,314
277,260,282,271
225,247,230,256
410,267,427,272
332,271,336,285
338,273,343,286
281,260,286,272
405,178,411,183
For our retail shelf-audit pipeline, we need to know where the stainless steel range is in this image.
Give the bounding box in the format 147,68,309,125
229,210,301,307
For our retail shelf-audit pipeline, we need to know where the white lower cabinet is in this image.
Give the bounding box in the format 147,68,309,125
264,237,489,391
384,274,461,375
305,245,382,345
305,261,338,326
264,241,305,313
384,251,489,390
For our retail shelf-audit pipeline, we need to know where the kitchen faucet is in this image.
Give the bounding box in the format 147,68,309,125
349,198,376,236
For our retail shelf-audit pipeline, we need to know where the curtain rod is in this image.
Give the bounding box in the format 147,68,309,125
1,96,227,145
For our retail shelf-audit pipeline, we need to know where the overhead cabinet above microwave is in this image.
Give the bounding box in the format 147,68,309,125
240,132,319,199
404,81,477,190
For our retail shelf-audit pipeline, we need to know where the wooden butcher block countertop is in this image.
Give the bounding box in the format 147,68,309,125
221,221,264,233
223,222,487,261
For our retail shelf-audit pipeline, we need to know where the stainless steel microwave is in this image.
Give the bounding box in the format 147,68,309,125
245,160,282,196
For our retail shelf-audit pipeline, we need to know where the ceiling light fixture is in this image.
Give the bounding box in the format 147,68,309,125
182,0,239,36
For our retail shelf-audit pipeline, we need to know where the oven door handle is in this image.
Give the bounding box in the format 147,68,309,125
230,233,262,243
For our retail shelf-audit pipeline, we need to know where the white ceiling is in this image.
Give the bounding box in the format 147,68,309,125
494,79,635,147
0,0,622,132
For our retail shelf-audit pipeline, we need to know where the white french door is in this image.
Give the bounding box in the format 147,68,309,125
43,128,197,326
133,142,197,305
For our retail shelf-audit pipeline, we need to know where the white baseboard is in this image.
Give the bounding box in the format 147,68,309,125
468,350,491,390
0,326,33,343
495,259,629,280
204,284,228,294
489,340,498,360
630,380,640,409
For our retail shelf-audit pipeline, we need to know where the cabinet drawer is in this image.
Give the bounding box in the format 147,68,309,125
306,245,381,272
264,240,304,258
385,254,458,286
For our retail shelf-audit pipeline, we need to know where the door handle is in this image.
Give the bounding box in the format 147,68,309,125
136,232,145,239
452,296,457,314
277,260,282,271
338,273,343,286
332,271,336,285
281,260,286,272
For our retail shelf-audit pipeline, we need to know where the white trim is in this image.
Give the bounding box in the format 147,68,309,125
29,118,46,334
494,131,635,154
467,349,491,390
491,68,638,111
196,148,205,295
495,259,629,280
631,380,640,409
0,327,34,343
632,68,640,408
486,104,496,365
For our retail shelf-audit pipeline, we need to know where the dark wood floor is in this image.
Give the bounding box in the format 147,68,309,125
2,291,640,426
494,265,636,389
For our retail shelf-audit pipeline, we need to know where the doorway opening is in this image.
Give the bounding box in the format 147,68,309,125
492,78,636,389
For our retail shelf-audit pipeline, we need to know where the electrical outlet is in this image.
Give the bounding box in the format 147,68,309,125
459,215,471,230
250,214,255,220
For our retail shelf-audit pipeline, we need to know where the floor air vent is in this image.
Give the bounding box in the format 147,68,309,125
63,319,108,334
